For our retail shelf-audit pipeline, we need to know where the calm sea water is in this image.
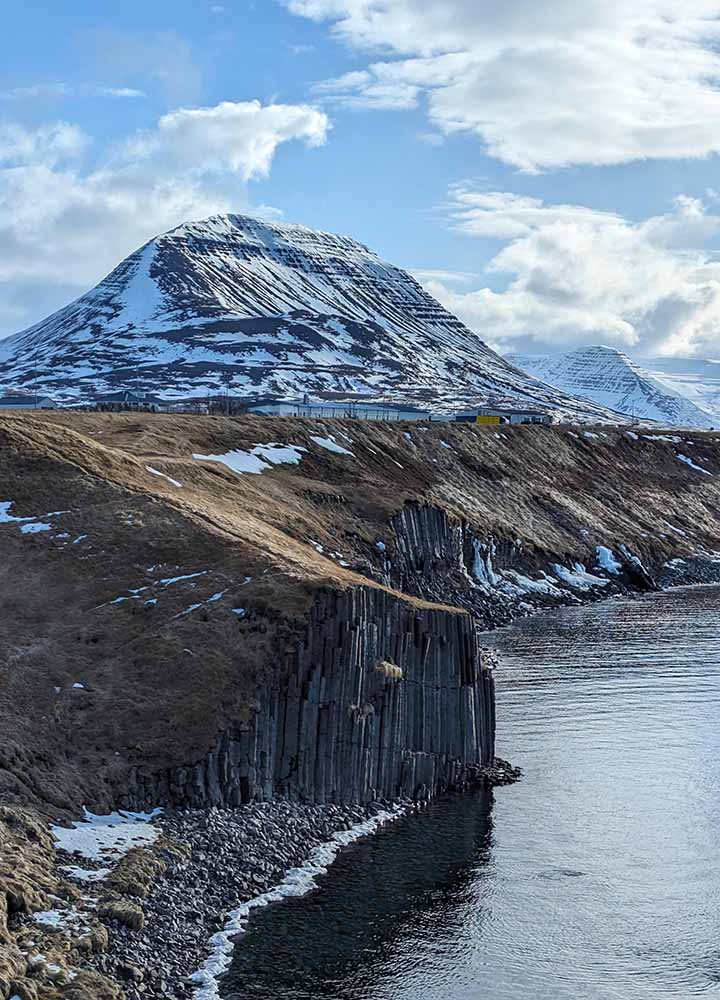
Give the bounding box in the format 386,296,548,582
222,585,720,1000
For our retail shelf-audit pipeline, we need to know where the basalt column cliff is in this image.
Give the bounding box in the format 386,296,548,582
148,588,495,810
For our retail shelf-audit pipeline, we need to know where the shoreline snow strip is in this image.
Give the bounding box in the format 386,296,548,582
190,805,404,999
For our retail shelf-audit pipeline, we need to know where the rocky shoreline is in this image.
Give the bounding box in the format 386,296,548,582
88,801,402,1000
0,756,520,1000
91,760,520,1000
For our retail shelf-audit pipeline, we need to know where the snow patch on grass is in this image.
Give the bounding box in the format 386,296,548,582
32,908,85,931
0,501,58,535
146,466,183,488
160,571,209,586
310,435,354,457
20,521,52,534
61,865,111,883
662,520,687,537
194,443,305,475
174,603,203,618
677,453,711,475
0,502,32,524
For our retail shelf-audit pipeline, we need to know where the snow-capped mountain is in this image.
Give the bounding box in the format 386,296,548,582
508,346,715,428
640,357,720,423
0,214,614,418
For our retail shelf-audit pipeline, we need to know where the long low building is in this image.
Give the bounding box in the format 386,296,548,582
246,399,432,421
91,390,166,412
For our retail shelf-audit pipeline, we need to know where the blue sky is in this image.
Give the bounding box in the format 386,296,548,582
3,0,720,359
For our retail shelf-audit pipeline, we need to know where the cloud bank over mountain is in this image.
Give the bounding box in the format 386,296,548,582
419,186,720,359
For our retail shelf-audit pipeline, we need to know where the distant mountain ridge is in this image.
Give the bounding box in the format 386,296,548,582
0,214,616,419
641,356,720,422
508,346,715,428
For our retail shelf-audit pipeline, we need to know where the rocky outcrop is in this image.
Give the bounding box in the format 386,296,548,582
117,586,495,810
383,501,663,626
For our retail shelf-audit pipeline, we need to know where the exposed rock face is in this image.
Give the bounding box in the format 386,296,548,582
115,587,495,809
381,502,662,628
0,214,613,420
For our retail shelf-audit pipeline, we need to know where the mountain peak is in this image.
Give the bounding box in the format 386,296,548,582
509,346,714,427
165,213,371,254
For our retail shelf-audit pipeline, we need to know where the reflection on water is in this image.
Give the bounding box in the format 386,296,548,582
222,790,495,999
222,586,720,1000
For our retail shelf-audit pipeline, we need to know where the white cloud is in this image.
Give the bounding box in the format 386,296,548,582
95,87,146,99
1,83,146,100
0,101,330,337
0,122,90,165
289,0,720,170
411,267,477,285
127,101,328,180
287,42,316,55
419,185,720,358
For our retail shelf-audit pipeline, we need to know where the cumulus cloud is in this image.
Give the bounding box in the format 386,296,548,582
419,185,720,358
288,0,720,170
127,101,328,180
0,122,90,165
0,101,330,337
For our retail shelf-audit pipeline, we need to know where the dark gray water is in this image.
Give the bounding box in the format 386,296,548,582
222,585,720,1000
